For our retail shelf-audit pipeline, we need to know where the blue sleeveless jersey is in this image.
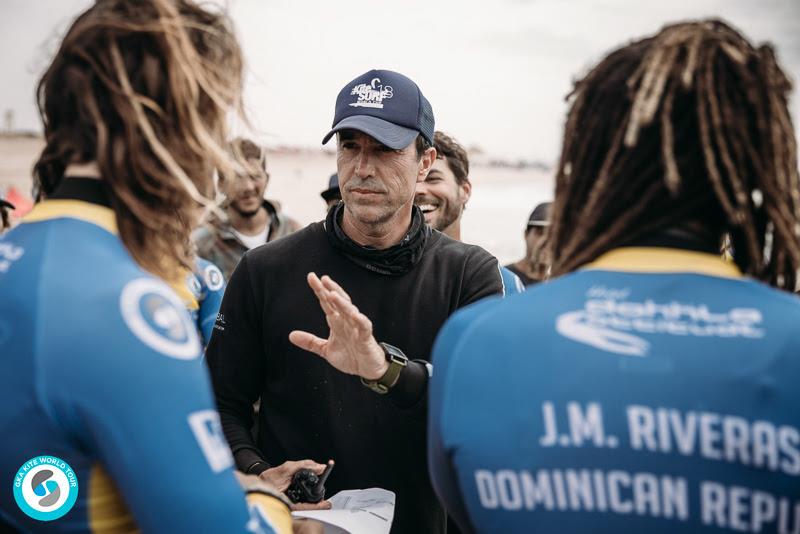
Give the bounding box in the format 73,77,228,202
182,257,226,346
430,248,800,533
0,199,287,533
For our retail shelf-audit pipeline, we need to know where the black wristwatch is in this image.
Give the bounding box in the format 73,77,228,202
360,342,408,394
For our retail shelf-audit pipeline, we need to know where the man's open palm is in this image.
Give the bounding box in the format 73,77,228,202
289,273,388,380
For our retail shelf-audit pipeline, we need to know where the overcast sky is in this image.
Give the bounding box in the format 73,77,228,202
1,0,798,160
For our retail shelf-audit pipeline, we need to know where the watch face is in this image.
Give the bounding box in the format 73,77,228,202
380,342,407,362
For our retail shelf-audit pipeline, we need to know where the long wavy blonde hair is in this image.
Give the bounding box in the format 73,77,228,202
34,0,244,279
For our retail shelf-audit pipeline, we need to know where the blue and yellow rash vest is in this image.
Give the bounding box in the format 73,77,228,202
0,179,289,533
429,247,800,533
172,257,227,347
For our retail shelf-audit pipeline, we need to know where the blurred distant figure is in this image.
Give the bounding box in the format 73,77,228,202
505,202,552,286
170,256,227,348
172,207,227,348
320,172,341,210
0,198,14,233
416,130,524,293
195,137,302,279
3,186,34,219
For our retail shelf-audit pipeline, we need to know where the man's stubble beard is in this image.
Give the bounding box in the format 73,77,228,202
433,201,463,233
230,202,261,219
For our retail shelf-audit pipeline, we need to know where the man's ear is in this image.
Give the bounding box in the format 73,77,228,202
417,147,437,183
461,180,472,205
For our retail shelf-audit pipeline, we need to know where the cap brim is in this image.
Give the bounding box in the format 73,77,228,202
320,188,341,201
321,115,418,150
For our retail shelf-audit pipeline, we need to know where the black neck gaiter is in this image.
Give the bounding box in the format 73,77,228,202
325,202,430,276
49,177,112,207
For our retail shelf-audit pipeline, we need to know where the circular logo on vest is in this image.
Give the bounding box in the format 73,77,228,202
120,277,201,360
13,456,78,521
187,272,203,299
203,264,225,291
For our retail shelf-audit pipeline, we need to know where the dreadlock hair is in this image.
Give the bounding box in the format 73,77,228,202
548,19,800,290
33,0,244,280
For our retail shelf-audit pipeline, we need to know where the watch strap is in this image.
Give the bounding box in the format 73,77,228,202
361,342,408,394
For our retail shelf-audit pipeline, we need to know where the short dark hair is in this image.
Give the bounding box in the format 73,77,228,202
433,131,469,184
228,137,266,172
415,134,432,159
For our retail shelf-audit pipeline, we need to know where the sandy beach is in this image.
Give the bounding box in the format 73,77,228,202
0,135,554,264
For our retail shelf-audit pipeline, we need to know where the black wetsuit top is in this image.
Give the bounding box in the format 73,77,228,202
206,208,504,534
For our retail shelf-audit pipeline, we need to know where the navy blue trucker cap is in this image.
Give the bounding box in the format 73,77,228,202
527,202,553,228
320,173,340,201
322,69,435,150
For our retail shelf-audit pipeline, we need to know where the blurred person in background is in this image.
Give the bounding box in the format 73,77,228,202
195,137,302,280
0,1,319,532
429,19,800,533
0,198,14,233
505,201,552,286
177,256,227,348
320,172,341,211
416,130,524,293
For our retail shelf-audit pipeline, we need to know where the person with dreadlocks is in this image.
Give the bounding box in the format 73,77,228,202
428,19,800,533
0,1,321,532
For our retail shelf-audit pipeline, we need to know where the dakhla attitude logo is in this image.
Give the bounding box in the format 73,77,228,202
13,455,78,521
556,286,765,356
350,78,393,109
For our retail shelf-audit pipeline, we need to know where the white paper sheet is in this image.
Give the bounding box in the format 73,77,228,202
291,488,395,534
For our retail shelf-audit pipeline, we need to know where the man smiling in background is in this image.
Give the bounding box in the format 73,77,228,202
416,131,524,293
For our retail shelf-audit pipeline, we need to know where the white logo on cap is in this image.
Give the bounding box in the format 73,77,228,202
350,78,393,109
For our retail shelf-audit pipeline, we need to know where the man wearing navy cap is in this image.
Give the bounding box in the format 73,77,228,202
505,201,552,285
320,173,341,210
207,69,505,533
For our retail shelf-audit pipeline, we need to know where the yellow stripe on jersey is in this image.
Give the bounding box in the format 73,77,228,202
23,200,118,236
245,492,294,534
584,247,743,279
169,267,200,311
88,465,139,533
